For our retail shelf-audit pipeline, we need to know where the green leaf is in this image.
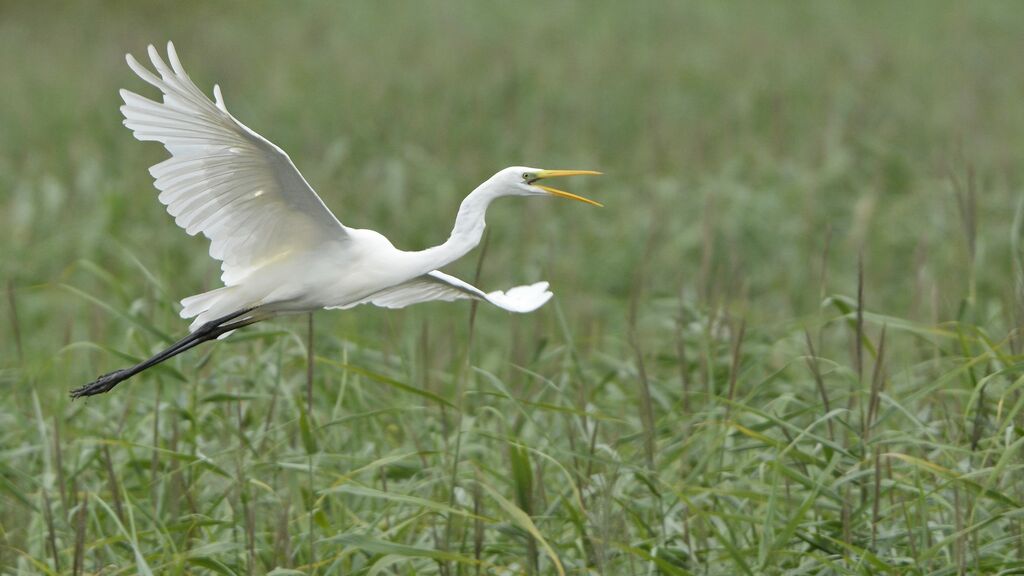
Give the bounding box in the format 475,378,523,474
611,542,694,576
886,453,1022,508
315,357,457,409
478,479,565,576
299,410,319,455
61,283,173,343
323,484,488,520
187,557,238,575
201,392,269,403
322,533,481,565
509,442,533,514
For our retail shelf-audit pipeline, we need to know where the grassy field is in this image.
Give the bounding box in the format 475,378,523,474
3,2,1024,574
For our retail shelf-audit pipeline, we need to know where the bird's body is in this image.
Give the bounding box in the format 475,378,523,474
71,42,600,398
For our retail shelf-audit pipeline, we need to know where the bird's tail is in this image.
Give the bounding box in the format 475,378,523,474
180,286,242,334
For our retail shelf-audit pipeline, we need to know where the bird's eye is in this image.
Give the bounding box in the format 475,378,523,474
523,173,531,181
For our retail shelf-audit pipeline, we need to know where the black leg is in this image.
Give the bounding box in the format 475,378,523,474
70,308,260,399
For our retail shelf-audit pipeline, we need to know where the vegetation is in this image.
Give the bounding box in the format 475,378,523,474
3,2,1024,574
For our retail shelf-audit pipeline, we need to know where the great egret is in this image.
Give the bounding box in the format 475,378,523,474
70,43,601,399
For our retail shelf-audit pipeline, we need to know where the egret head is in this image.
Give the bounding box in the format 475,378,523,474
497,166,603,206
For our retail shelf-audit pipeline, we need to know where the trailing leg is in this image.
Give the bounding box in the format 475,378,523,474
70,308,260,399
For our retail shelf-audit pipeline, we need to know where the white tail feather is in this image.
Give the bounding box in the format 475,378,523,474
180,286,241,333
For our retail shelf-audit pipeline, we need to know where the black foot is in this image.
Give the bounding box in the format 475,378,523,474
70,369,131,399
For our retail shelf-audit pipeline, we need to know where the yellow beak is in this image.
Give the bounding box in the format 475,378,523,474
532,169,603,207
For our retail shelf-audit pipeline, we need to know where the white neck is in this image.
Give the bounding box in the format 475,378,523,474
411,178,502,271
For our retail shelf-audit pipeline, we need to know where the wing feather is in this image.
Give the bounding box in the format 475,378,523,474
120,41,348,285
337,271,553,314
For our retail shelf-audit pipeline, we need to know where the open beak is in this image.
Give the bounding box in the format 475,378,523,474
530,169,603,207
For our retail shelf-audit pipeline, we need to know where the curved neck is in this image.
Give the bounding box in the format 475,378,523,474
413,179,500,271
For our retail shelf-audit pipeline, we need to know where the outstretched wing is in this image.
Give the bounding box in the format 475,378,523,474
120,42,348,285
340,271,553,313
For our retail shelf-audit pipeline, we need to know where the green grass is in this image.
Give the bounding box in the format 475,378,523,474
3,1,1024,574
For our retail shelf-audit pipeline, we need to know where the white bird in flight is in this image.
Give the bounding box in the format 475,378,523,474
71,42,601,398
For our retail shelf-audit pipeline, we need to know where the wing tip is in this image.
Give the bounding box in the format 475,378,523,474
487,281,554,313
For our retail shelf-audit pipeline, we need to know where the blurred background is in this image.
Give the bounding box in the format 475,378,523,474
2,2,1024,574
